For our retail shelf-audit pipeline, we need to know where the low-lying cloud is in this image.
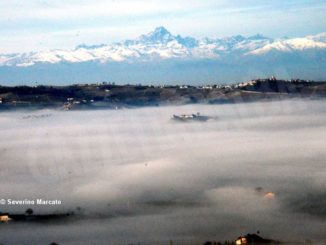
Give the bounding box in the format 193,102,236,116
0,99,326,244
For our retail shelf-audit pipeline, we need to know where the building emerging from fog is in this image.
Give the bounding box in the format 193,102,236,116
0,213,11,222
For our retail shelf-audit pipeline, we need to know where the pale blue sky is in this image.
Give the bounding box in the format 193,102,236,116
0,0,325,53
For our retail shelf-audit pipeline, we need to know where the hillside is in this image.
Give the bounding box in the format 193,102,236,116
1,78,326,110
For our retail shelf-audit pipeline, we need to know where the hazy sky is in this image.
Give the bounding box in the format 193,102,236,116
0,0,326,53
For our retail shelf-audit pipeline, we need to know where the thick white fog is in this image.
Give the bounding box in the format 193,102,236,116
1,99,326,244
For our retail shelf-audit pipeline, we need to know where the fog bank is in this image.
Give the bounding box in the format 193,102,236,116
1,99,326,244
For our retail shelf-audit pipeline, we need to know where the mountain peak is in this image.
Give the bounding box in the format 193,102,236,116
153,26,170,35
139,26,174,43
248,33,271,40
76,43,106,50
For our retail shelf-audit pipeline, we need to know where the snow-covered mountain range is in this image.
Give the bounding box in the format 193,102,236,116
0,26,325,85
1,26,326,67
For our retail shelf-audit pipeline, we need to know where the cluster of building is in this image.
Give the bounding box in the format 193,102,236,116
63,97,95,110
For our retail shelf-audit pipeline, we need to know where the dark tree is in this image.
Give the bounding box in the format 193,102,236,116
25,208,33,215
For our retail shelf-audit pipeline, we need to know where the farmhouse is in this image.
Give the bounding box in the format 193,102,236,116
0,213,11,222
